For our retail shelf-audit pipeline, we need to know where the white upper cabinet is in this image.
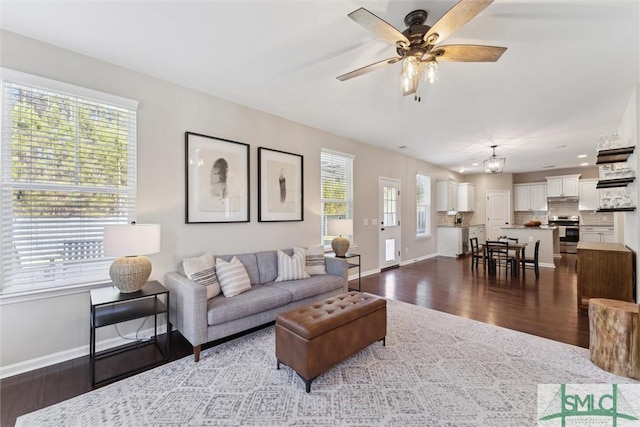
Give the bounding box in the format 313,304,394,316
579,179,599,211
437,179,458,211
514,183,547,211
457,182,475,212
546,174,580,197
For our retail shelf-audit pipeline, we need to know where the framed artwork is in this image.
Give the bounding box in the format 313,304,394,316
258,147,303,222
185,132,250,223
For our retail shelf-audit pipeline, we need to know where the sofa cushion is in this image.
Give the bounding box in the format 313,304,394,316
256,250,279,284
305,245,327,275
216,253,260,285
215,256,252,297
206,285,292,326
269,274,345,302
182,252,221,299
276,248,310,282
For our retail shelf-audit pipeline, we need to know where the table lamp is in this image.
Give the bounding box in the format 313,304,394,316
328,219,353,257
103,223,161,293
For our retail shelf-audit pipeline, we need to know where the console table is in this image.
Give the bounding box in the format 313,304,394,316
327,253,361,292
90,280,170,387
576,242,634,311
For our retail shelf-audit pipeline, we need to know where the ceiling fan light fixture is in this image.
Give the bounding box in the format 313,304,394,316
401,56,420,93
483,145,505,174
423,58,438,84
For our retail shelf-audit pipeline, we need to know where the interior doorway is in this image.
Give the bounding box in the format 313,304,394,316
486,190,511,240
379,177,401,270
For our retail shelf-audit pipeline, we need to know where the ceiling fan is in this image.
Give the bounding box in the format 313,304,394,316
337,0,507,102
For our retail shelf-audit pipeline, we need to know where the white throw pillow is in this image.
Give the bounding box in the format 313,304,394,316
305,245,327,276
182,253,221,299
215,256,252,297
276,247,311,282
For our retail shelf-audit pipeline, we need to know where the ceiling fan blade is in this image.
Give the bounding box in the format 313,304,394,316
348,8,409,47
336,57,401,81
424,0,494,45
432,45,507,62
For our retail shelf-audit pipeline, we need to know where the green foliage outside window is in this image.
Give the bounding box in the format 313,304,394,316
9,87,131,218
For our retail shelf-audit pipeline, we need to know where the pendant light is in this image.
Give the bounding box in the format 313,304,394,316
483,145,505,174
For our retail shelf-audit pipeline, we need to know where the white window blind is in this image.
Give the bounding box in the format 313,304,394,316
416,173,431,236
1,70,138,294
320,149,354,247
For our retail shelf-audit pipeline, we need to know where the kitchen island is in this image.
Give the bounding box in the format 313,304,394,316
499,225,559,268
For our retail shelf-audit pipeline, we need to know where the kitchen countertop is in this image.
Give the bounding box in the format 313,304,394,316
501,225,557,230
580,224,614,227
437,224,485,228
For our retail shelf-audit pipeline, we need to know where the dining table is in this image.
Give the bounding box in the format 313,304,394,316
480,241,528,276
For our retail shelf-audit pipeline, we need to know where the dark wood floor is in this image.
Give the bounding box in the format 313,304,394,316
1,253,587,426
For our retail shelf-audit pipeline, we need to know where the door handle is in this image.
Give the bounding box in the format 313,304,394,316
381,227,385,231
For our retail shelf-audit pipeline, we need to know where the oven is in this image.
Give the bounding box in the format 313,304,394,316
548,215,580,254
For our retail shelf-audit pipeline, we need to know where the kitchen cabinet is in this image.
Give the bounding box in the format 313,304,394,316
546,174,580,197
576,242,633,311
468,225,485,248
457,182,475,212
579,179,600,211
437,226,467,257
514,183,547,211
437,179,458,211
580,226,616,243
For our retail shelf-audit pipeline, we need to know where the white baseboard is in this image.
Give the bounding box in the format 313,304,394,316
0,327,159,379
400,253,438,265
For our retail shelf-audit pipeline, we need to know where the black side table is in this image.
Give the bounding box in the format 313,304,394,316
90,280,170,387
327,253,361,292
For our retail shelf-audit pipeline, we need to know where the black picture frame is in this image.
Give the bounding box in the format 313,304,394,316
185,132,250,223
258,147,303,222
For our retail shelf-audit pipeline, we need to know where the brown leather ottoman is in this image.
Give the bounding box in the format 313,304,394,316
275,291,386,392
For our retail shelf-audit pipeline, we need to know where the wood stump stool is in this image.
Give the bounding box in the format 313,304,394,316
589,298,640,379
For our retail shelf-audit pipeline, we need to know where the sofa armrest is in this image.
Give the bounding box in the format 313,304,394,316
325,256,348,291
164,272,208,347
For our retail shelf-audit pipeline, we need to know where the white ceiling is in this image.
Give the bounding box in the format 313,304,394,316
2,0,638,174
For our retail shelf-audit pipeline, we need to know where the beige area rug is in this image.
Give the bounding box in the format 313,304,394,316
16,298,637,426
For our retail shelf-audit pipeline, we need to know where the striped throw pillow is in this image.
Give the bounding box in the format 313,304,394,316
276,248,311,282
215,256,252,297
182,253,221,299
305,245,326,275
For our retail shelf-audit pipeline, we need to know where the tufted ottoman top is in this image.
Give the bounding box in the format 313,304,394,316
276,291,386,340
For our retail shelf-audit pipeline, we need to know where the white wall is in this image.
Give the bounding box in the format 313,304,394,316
618,84,639,299
0,30,457,373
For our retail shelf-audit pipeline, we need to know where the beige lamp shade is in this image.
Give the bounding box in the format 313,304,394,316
104,224,161,293
328,219,353,257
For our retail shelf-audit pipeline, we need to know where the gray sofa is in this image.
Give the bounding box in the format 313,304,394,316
164,249,348,361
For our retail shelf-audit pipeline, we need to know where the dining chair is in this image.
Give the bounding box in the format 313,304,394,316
485,240,516,277
521,239,540,278
506,237,525,260
469,237,485,270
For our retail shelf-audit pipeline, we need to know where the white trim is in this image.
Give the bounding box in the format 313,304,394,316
321,147,355,159
0,280,112,305
400,253,438,265
1,67,139,110
0,325,162,379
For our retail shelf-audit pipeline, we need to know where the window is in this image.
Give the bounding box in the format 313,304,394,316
1,69,138,294
320,149,354,247
416,173,431,236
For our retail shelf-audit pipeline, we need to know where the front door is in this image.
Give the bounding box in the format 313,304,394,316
379,177,401,269
486,190,511,240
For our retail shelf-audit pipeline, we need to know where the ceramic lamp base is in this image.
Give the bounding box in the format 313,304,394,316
110,255,151,293
331,236,350,257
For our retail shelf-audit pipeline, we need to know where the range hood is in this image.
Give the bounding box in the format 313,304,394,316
547,196,579,202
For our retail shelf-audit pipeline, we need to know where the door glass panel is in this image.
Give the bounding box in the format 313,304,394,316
385,238,396,262
383,186,397,227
